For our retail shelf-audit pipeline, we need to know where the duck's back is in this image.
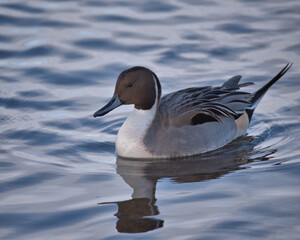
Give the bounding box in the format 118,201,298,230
143,76,254,158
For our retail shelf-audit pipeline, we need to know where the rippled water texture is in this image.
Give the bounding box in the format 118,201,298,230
1,0,300,239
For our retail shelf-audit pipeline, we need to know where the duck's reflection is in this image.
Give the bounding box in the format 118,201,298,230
101,136,275,233
106,169,162,233
112,197,162,233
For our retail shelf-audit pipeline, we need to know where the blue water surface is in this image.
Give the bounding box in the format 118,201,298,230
1,0,300,239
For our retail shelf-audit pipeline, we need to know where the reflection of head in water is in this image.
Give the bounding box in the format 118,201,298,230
101,175,163,233
101,136,275,234
114,197,163,233
101,166,164,233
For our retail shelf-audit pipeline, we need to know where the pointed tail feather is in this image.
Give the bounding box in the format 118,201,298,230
246,63,292,121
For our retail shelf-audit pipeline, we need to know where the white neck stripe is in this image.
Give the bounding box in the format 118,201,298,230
152,74,159,109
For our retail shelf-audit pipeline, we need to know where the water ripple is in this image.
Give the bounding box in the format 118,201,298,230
0,97,83,111
21,67,97,86
73,38,163,52
17,90,47,98
0,45,88,61
1,3,46,14
216,23,261,34
2,130,65,146
0,172,60,193
0,13,81,28
284,44,300,55
0,34,15,43
0,204,114,235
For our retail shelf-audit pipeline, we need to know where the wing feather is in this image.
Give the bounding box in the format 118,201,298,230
157,76,254,127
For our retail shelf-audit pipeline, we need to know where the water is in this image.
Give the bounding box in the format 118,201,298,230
0,0,300,239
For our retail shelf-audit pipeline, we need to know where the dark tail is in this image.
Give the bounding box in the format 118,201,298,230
246,63,292,121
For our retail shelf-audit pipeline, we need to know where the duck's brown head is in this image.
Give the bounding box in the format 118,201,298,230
93,66,161,117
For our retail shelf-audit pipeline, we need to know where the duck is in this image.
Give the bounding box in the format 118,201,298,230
93,63,292,159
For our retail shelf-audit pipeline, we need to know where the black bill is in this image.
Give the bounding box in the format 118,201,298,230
93,94,123,117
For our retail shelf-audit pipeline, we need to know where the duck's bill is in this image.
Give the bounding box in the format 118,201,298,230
93,94,123,117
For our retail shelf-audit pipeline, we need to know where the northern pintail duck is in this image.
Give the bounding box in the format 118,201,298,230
94,64,292,159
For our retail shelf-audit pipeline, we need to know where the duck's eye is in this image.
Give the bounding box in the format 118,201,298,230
127,83,133,87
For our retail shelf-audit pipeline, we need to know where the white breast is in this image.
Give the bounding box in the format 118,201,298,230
116,108,155,158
